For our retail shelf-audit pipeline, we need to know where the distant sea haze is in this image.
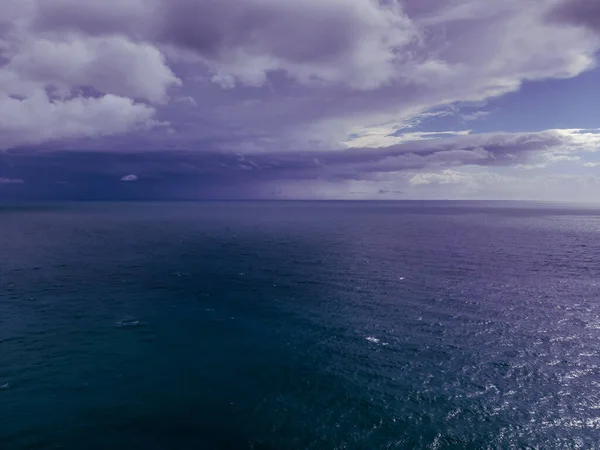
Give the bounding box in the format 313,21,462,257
2,201,600,448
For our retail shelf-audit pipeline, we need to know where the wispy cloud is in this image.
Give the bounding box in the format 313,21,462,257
0,177,24,184
344,127,472,149
461,111,491,122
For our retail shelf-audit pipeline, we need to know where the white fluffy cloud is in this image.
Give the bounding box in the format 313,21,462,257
0,91,156,148
2,35,180,103
0,1,180,149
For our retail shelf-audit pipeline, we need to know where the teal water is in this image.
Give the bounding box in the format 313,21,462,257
2,201,600,449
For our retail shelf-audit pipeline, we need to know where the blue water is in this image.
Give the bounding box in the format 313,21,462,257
2,201,600,449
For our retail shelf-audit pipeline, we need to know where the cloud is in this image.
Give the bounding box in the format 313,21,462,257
0,91,157,149
345,127,473,148
36,0,416,89
303,129,600,181
409,170,472,186
461,111,491,122
4,127,600,200
0,0,594,154
1,0,600,202
0,177,24,184
6,128,600,186
156,0,598,152
0,1,180,149
549,0,600,33
120,174,139,182
400,169,600,201
2,35,180,103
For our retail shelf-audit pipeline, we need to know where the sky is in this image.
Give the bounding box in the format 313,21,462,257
1,0,600,200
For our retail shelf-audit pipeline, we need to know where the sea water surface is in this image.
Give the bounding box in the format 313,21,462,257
1,201,600,449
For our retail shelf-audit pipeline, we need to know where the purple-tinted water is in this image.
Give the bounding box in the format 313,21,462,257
1,201,600,448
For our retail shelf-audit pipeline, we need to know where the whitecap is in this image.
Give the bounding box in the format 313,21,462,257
115,319,142,328
366,336,380,344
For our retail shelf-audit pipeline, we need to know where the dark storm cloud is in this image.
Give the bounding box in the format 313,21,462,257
34,0,412,88
3,129,596,199
549,0,600,32
157,0,367,62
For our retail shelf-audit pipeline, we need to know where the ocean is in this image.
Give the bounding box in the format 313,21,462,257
1,201,600,449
